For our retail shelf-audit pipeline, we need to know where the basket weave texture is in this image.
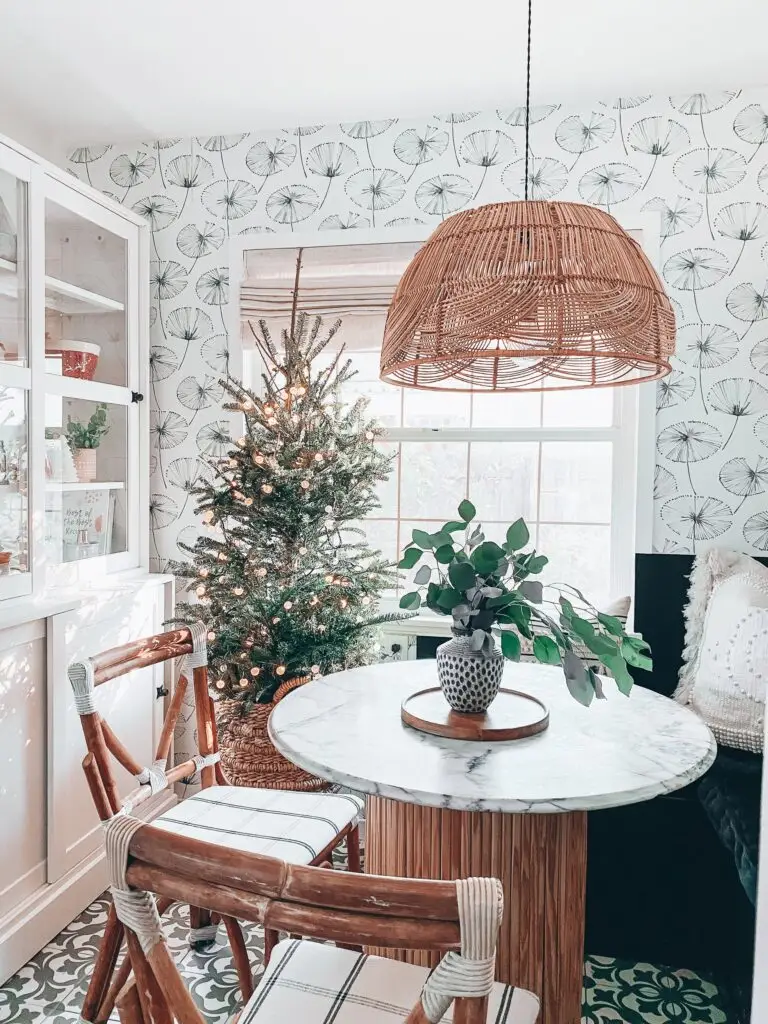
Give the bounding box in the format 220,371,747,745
217,676,329,791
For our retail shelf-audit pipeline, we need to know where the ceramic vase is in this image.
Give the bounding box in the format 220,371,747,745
72,448,97,483
436,635,504,714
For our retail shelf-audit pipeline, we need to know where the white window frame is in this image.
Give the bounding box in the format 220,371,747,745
229,217,659,612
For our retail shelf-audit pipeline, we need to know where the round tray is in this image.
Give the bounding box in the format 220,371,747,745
401,686,549,741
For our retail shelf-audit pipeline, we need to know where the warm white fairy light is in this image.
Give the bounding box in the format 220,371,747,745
207,631,216,641
300,480,310,490
228,458,238,468
244,497,253,506
324,519,334,530
233,586,244,596
195,584,206,596
324,505,333,513
275,664,286,676
218,552,228,561
239,677,249,688
257,567,267,577
267,417,278,426
199,567,209,577
241,399,254,412
365,430,375,440
203,510,214,524
314,453,324,462
272,616,280,624
311,665,320,674
250,666,260,677
324,574,334,583
309,595,319,606
261,484,273,494
253,454,265,465
299,546,308,555
362,595,371,605
339,598,348,609
283,600,293,610
236,437,247,447
215,679,226,689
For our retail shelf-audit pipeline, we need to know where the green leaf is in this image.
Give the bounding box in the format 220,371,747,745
519,580,543,604
506,518,530,551
425,582,441,610
597,612,625,637
398,547,422,569
569,614,595,641
436,587,465,610
559,596,575,619
471,541,505,574
412,529,433,549
458,499,476,522
506,603,533,640
399,591,421,611
428,531,454,549
442,521,467,533
500,630,521,661
486,591,516,609
413,564,431,585
624,633,651,653
533,635,561,665
434,544,455,564
563,651,594,706
449,561,477,591
603,653,634,695
584,633,618,659
622,639,653,671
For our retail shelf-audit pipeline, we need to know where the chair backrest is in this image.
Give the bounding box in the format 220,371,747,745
67,623,223,822
109,818,503,1024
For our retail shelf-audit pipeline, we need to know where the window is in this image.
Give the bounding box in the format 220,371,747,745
241,237,644,612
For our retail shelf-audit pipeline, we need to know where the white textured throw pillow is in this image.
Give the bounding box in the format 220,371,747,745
675,548,768,753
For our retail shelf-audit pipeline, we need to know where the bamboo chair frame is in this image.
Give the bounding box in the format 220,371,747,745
73,626,361,1024
114,821,497,1024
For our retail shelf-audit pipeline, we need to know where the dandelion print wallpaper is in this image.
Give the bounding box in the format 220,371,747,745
68,87,768,566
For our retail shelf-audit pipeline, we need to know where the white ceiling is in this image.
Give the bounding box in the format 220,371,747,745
2,0,767,158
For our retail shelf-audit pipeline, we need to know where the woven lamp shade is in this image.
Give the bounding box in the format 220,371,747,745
380,200,675,391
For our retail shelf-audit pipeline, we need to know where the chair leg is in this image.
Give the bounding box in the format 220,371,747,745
346,825,362,873
81,903,125,1023
264,927,279,966
116,979,145,1024
188,905,218,952
222,916,254,1001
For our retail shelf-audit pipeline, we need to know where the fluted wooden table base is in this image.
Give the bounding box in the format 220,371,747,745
365,796,587,1024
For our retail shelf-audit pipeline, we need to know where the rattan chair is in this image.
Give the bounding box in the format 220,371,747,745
104,816,540,1023
69,624,362,1024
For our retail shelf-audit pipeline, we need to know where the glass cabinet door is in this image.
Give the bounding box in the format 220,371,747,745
43,178,140,579
0,154,30,598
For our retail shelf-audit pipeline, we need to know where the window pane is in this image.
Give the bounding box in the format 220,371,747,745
472,391,541,427
344,375,402,427
0,169,27,367
373,442,399,517
45,399,128,563
539,442,612,523
542,388,613,427
46,200,127,387
537,524,611,609
0,386,28,573
345,518,399,565
469,442,538,522
403,389,470,427
400,442,468,519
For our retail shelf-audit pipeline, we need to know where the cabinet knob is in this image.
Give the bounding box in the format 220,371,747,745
156,685,169,699
131,391,144,403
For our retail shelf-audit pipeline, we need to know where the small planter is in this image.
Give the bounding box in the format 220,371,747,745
436,635,504,714
72,448,97,483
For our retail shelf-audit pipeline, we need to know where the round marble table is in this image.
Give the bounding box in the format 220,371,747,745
269,660,716,1024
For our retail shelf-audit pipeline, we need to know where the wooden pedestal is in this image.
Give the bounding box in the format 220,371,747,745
365,796,587,1024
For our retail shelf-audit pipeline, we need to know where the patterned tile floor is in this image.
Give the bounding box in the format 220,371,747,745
0,894,732,1023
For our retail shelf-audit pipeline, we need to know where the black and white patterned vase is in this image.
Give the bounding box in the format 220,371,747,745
436,636,504,714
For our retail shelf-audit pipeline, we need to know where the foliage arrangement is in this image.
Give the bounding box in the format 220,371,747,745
172,311,410,710
399,500,651,706
65,403,110,450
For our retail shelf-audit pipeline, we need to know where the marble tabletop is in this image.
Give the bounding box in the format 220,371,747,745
268,660,717,814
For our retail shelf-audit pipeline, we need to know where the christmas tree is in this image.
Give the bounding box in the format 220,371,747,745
172,310,408,712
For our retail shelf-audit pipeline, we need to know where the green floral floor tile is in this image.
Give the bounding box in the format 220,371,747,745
584,955,728,1023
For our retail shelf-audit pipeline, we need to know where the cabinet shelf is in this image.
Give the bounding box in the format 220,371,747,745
45,276,125,315
0,257,16,274
45,480,125,492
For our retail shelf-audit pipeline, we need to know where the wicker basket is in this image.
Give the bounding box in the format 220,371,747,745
216,676,329,791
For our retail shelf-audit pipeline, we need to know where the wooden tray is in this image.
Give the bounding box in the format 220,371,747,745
401,686,549,741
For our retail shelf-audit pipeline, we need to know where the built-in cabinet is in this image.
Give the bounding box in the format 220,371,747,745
0,133,166,982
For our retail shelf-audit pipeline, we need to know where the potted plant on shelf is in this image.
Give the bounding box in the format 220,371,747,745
399,499,651,713
64,404,109,483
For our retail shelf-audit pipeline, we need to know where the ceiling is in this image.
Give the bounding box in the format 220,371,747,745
2,0,767,158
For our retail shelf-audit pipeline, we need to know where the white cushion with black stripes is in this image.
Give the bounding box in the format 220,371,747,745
240,938,539,1022
152,787,362,864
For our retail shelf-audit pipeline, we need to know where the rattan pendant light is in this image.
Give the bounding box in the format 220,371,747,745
380,2,675,392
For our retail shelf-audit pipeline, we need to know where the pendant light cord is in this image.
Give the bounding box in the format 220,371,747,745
524,0,532,201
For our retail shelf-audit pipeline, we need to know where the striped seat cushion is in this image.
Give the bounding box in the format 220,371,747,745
241,939,540,1022
153,787,362,864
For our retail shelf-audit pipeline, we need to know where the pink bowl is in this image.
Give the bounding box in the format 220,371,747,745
45,340,100,380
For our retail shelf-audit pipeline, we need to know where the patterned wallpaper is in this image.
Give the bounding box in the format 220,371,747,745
68,86,768,564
